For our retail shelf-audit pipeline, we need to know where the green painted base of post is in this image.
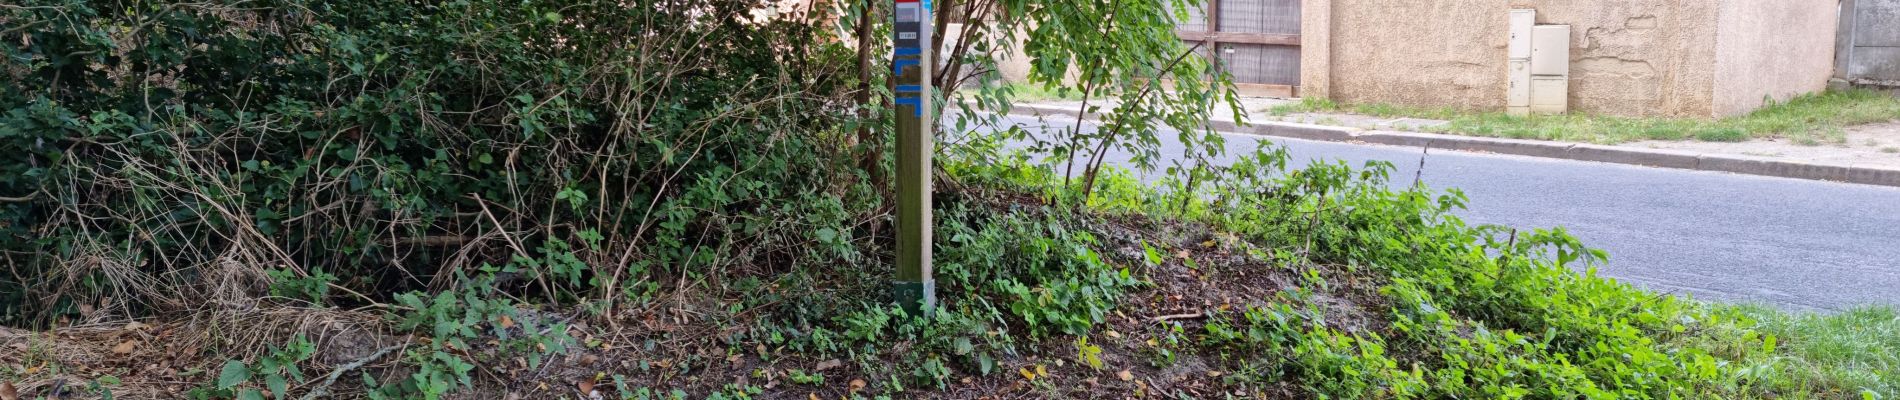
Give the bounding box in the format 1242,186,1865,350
893,280,936,317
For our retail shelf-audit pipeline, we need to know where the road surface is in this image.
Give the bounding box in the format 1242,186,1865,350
977,114,1900,312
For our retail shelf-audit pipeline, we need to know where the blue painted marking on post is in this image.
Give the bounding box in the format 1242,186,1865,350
896,85,922,92
894,47,921,56
895,97,924,116
893,59,918,73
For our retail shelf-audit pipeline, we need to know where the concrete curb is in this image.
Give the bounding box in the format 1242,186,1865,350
1005,104,1900,188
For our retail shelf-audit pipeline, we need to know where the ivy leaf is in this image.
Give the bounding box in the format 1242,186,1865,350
217,360,251,389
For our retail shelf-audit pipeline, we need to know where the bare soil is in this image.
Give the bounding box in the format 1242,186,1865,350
0,204,1391,399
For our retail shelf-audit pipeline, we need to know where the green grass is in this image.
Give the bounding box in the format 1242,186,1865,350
1731,305,1900,398
1270,90,1900,145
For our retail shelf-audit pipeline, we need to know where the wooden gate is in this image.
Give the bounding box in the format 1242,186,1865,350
1176,0,1301,97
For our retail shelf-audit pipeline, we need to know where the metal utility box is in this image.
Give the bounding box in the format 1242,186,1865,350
1530,76,1568,114
1530,25,1570,76
1508,59,1531,107
1509,10,1535,59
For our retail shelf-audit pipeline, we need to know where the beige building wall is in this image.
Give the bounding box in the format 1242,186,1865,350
1711,1,1839,116
1302,0,1836,118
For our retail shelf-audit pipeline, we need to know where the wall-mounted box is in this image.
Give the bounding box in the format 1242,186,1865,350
1508,10,1535,60
1530,25,1570,76
1530,76,1568,114
1508,59,1531,107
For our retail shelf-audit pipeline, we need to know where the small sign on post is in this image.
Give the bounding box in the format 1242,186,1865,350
891,0,935,315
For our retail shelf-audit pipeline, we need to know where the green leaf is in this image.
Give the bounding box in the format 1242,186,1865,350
237,389,267,400
266,373,288,399
218,360,252,390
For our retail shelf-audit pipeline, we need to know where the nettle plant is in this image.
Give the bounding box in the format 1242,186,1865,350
197,336,316,400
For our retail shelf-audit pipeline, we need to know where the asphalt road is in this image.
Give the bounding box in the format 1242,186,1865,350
976,114,1900,312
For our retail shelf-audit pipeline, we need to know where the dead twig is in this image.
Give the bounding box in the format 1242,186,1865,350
296,343,405,400
0,192,39,202
1152,312,1206,322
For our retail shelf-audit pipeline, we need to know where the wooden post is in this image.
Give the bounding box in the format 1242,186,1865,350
892,0,935,315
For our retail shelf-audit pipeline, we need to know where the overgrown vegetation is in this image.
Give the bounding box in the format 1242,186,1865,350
3,0,1894,399
1730,305,1900,397
1270,90,1900,145
965,82,1088,102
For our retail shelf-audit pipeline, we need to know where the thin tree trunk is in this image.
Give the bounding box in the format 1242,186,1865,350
854,0,881,184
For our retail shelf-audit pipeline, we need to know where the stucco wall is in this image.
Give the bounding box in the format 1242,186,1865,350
1308,0,1836,118
1712,1,1838,116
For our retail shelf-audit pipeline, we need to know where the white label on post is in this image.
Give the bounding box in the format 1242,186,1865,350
896,3,920,22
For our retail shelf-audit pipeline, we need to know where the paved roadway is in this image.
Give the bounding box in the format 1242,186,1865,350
977,114,1900,312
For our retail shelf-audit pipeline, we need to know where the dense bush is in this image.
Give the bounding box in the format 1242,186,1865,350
2,0,876,325
4,1,1888,399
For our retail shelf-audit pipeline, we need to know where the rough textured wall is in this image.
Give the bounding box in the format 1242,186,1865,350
1299,0,1333,98
1541,0,1718,117
1712,0,1838,117
1322,0,1511,112
1319,0,1731,117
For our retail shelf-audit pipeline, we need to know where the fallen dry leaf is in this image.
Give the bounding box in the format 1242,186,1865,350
1117,370,1134,381
848,379,866,392
0,381,18,400
498,315,515,329
1105,330,1122,339
577,378,596,395
814,359,842,371
123,321,148,331
112,340,138,355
